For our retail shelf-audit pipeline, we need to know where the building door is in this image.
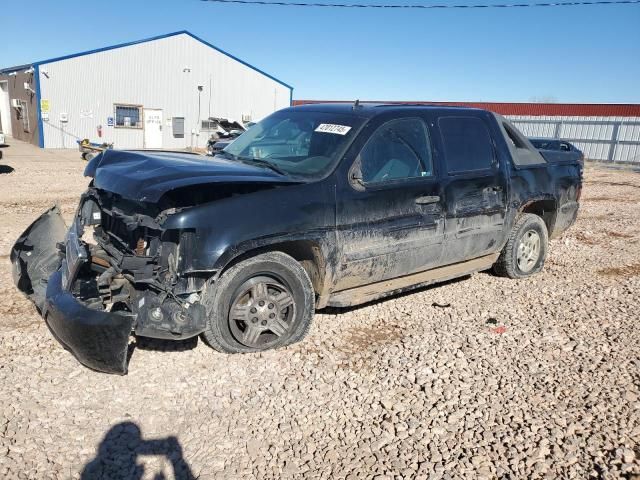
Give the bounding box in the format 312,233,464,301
0,81,12,136
144,109,163,149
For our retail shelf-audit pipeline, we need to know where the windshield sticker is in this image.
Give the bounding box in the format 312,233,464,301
315,124,352,135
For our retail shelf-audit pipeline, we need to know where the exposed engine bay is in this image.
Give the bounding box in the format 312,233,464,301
66,188,208,339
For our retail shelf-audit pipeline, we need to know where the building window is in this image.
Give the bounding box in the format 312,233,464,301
114,104,142,128
201,119,218,131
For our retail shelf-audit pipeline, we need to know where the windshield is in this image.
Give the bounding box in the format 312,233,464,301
223,110,365,179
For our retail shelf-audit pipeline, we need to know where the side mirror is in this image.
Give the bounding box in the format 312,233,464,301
349,161,366,191
351,169,364,185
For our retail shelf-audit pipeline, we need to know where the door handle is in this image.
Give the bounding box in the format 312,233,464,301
415,195,440,205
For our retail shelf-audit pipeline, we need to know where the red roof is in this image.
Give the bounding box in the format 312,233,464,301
292,100,640,117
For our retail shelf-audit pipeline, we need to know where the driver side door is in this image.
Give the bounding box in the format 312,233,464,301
334,116,445,291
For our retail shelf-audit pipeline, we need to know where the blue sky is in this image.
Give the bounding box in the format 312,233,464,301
1,0,639,103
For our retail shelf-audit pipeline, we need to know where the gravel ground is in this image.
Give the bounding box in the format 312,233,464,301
0,139,638,480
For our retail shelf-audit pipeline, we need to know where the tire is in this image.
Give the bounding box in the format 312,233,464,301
493,213,549,279
201,251,315,353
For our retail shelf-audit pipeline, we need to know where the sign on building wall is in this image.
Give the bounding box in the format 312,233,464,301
40,99,50,121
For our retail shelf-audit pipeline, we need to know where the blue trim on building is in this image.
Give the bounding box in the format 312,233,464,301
290,89,294,107
1,31,293,91
0,64,33,75
34,65,44,148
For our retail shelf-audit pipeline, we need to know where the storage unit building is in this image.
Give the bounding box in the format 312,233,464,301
0,31,293,149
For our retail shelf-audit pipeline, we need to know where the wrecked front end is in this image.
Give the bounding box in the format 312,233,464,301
11,190,209,374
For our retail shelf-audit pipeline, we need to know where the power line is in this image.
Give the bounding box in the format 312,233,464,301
201,0,640,8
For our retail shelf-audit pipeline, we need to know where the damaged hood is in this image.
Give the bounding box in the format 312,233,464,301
85,150,297,202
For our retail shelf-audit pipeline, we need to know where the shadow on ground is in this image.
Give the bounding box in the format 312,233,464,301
81,421,196,480
0,165,14,174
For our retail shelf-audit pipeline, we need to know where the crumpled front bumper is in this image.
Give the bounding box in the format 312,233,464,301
44,270,135,374
11,206,136,375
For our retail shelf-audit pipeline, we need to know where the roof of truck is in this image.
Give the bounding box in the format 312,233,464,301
289,102,487,118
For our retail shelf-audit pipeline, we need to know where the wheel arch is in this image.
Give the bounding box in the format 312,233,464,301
217,239,331,303
519,198,557,234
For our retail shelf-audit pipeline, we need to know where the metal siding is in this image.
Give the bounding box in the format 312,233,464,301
616,143,640,163
619,122,640,141
39,34,291,149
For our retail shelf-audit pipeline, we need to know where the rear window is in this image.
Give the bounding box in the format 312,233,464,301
439,117,494,174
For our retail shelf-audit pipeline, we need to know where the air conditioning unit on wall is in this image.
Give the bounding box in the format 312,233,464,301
11,99,22,108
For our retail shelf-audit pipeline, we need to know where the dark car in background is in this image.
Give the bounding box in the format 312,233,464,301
12,104,582,374
205,118,248,156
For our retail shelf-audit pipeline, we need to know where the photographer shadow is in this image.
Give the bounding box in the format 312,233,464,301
81,422,195,480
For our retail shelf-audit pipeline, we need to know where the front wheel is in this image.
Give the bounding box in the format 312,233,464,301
201,252,315,353
493,213,549,279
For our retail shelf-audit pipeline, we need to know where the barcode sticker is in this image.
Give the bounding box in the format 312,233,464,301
315,124,352,135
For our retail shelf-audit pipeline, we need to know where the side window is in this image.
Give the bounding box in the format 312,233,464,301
359,118,433,184
439,116,494,174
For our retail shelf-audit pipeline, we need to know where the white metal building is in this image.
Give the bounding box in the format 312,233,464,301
0,31,293,149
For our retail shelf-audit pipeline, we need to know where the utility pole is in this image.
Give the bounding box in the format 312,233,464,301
197,85,203,149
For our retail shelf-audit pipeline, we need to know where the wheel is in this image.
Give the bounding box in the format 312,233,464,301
201,251,315,353
493,213,549,279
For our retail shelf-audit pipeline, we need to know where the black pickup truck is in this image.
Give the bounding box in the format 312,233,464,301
11,104,582,374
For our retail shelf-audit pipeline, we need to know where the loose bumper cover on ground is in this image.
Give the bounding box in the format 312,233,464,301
11,206,137,374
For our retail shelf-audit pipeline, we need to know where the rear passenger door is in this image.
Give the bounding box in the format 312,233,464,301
334,115,445,291
436,114,509,265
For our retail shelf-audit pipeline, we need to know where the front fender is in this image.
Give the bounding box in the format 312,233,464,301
161,181,337,275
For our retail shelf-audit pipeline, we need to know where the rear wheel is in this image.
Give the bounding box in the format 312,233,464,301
201,252,315,353
493,213,548,279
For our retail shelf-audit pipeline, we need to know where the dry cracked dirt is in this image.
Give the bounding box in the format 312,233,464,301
0,139,638,479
